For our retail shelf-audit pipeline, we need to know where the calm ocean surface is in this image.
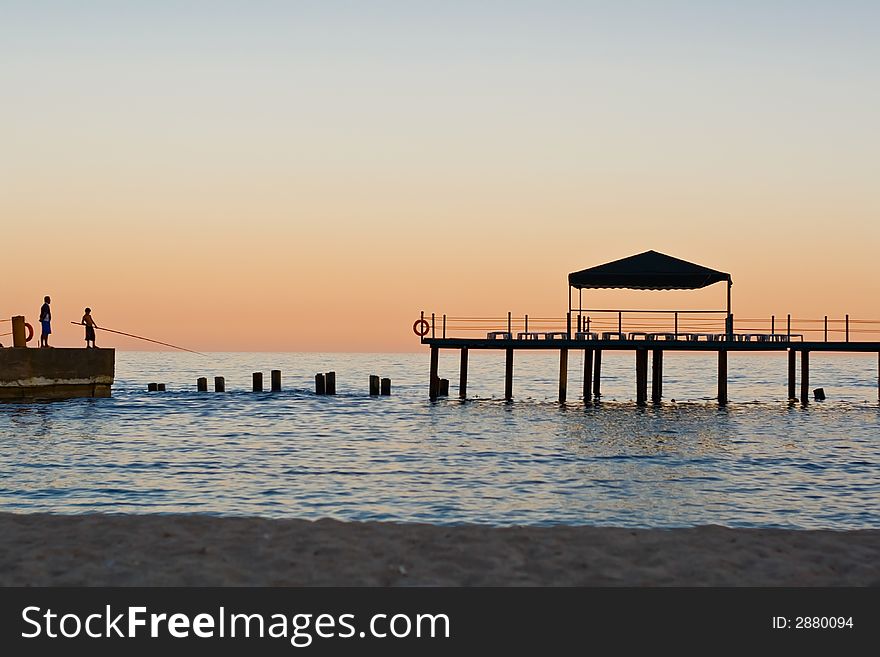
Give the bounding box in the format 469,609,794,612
1,351,879,529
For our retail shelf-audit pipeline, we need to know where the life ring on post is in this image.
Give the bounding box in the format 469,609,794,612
24,322,34,343
413,318,430,337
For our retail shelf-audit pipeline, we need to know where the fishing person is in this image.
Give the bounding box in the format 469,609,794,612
39,295,52,347
81,308,99,348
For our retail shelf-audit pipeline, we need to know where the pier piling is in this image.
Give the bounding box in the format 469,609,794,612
147,382,158,392
717,351,728,405
505,348,514,401
253,372,263,392
788,350,797,401
325,371,336,395
271,369,282,392
558,348,568,403
459,348,468,399
381,378,392,396
157,384,166,392
439,378,449,397
197,377,208,392
214,376,225,393
429,347,439,400
315,373,326,395
801,351,810,405
651,349,663,404
593,350,602,399
582,349,593,404
369,375,380,396
635,349,648,405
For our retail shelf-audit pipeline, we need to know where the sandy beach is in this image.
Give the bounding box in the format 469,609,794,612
0,512,877,586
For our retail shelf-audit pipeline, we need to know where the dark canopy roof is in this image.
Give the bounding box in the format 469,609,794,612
568,250,731,290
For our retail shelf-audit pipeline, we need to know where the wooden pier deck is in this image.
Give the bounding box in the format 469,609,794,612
421,337,880,405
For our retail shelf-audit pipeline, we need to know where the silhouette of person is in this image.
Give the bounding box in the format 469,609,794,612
82,308,98,348
39,296,52,348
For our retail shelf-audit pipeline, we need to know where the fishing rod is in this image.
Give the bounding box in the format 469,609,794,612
70,322,207,356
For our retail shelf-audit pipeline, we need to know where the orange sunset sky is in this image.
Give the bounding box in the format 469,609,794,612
2,2,878,351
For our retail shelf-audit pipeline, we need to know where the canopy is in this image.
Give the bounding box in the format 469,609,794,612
568,250,731,290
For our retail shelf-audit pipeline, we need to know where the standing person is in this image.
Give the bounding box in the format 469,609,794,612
81,308,98,348
39,296,52,347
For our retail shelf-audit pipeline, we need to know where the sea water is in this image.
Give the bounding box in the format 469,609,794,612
1,351,878,529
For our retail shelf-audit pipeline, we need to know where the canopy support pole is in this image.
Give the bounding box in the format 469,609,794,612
726,278,733,340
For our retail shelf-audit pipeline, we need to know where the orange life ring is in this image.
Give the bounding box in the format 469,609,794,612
413,318,430,337
24,322,34,343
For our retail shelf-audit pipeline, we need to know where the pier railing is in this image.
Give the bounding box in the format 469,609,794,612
421,311,880,342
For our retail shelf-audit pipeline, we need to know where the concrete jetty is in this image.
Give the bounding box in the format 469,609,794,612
0,348,115,401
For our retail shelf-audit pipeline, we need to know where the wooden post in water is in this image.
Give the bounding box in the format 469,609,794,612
651,349,663,404
271,370,282,392
558,348,568,403
788,350,797,400
593,350,602,399
214,376,225,393
157,384,166,392
253,372,263,392
325,371,336,395
429,346,439,400
582,349,593,404
147,382,158,392
800,351,810,405
459,348,468,399
381,378,392,396
439,379,449,397
717,351,728,405
315,373,326,395
369,375,380,396
197,377,208,392
635,349,648,406
504,348,514,401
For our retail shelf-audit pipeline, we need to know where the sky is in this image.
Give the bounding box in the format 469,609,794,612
2,1,878,350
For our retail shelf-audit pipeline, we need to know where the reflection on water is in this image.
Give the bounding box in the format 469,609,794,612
0,351,879,528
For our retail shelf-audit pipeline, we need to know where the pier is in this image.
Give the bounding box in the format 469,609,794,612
420,251,880,405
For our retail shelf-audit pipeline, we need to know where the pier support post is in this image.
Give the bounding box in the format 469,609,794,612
429,346,439,400
271,369,282,392
651,349,663,404
459,348,468,399
439,379,450,397
582,349,593,404
197,377,208,392
214,376,225,393
315,373,326,395
370,375,380,396
325,371,336,395
788,350,797,401
717,351,728,405
253,372,263,392
635,349,648,406
558,348,568,403
593,350,602,399
801,351,810,405
147,382,158,392
381,378,392,396
505,348,514,401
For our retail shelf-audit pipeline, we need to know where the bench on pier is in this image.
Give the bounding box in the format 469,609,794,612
516,332,540,340
686,333,720,342
647,332,687,341
487,331,512,340
575,331,599,340
542,332,569,340
601,331,627,340
628,332,652,340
